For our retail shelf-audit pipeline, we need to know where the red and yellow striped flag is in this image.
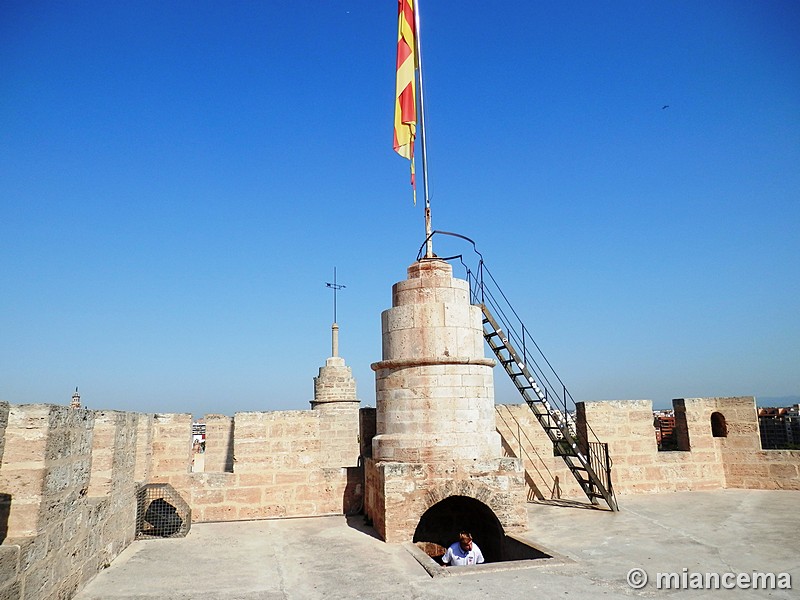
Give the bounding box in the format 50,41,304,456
393,0,417,201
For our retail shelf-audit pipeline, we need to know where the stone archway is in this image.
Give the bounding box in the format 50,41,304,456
413,495,505,563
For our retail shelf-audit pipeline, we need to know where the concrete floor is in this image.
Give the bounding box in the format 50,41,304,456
75,489,799,599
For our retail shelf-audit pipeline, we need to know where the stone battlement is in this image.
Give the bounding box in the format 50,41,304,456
1,395,798,599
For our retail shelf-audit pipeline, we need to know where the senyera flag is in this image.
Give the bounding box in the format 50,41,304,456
393,0,416,202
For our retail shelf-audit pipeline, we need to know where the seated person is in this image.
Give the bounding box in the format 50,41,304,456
442,532,484,566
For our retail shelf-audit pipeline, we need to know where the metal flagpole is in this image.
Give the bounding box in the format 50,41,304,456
413,0,433,258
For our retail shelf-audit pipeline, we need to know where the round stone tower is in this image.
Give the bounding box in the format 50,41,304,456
371,259,500,462
365,259,527,544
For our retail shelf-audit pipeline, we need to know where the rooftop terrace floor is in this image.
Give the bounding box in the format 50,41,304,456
75,489,798,599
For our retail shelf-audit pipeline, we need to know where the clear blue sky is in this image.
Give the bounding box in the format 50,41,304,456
2,1,798,416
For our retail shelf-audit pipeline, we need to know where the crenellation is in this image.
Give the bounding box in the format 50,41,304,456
0,405,139,598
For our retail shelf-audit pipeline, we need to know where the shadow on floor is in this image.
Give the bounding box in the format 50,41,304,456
345,514,383,540
530,498,612,511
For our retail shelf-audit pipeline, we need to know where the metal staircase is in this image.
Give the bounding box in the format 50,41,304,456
418,231,619,511
481,306,617,510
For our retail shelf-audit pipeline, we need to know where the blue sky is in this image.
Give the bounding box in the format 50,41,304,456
1,1,798,416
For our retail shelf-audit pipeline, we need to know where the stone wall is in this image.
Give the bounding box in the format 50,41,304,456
578,398,727,495
0,402,8,468
203,413,234,474
710,397,800,490
149,407,362,522
494,403,585,501
1,395,798,599
495,396,800,500
0,405,144,600
0,401,362,600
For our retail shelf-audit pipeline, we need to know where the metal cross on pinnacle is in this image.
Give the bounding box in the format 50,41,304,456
325,267,346,324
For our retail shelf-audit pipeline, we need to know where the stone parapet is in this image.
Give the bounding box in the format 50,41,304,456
133,413,153,482
710,396,800,490
0,389,798,598
540,396,800,495
147,407,363,523
0,402,8,468
0,404,142,600
151,413,193,476
0,544,20,600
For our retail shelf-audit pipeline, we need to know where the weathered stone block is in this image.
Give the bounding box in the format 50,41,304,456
225,487,262,505
769,462,799,479
0,545,20,587
203,505,237,521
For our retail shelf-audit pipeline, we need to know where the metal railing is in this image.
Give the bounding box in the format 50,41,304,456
417,230,617,509
588,441,614,499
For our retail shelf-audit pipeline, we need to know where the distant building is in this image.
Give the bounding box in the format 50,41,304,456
758,405,800,449
192,421,206,447
70,387,81,410
653,410,676,450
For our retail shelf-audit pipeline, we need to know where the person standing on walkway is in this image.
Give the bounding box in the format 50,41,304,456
442,532,484,566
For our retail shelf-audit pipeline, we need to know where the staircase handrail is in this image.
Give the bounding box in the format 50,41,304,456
468,262,609,452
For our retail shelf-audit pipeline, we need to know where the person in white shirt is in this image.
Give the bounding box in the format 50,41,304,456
441,532,484,566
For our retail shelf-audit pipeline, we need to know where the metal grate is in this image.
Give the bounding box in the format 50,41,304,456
136,483,191,539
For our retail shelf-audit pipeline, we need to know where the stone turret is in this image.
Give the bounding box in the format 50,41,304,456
364,259,527,545
371,259,499,462
311,323,359,411
70,387,81,409
310,320,361,477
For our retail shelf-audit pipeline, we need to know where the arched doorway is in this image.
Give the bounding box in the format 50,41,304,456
413,495,504,563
